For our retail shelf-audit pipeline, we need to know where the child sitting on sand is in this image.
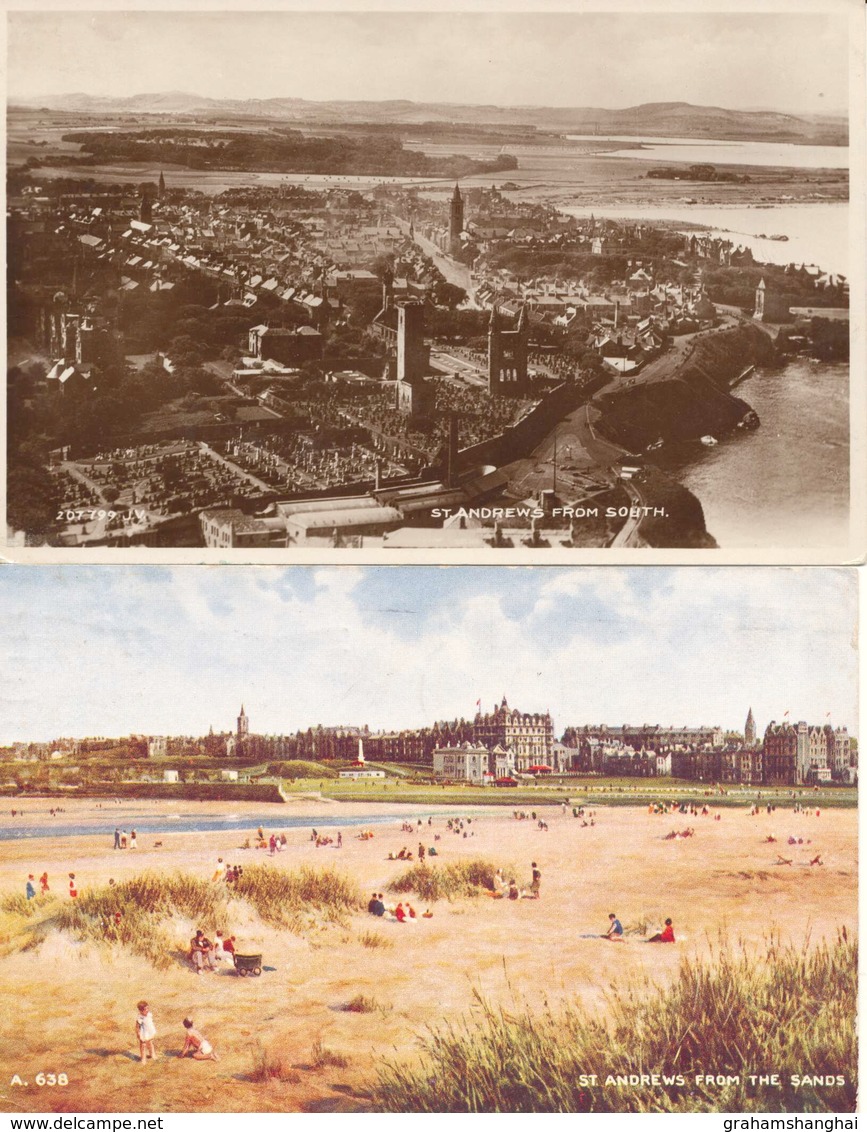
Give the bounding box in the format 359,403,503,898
647,918,675,943
135,1001,157,1062
181,1019,218,1061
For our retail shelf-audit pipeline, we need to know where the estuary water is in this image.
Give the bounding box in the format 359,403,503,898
0,809,447,842
565,135,848,170
559,202,849,276
655,360,849,550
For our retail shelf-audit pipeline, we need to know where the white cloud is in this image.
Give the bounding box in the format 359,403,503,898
0,567,857,743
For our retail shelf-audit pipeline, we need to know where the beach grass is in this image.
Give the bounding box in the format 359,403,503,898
53,872,228,969
341,994,378,1014
1,892,57,918
389,859,504,902
358,930,393,950
50,866,362,965
249,1041,301,1084
311,1040,350,1070
232,863,362,927
375,931,858,1113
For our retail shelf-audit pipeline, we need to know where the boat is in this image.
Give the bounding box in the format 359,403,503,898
768,234,789,241
646,438,664,451
700,435,718,446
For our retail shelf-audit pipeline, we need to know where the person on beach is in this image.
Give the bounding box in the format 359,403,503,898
395,903,407,923
222,935,236,957
605,913,624,940
26,875,36,900
181,1019,218,1061
114,828,121,849
135,1001,157,1062
190,930,216,973
648,918,675,943
39,872,49,894
68,874,78,899
367,892,380,914
129,830,137,850
523,862,541,899
212,858,226,883
508,880,519,900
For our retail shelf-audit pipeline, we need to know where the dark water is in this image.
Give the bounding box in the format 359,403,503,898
0,810,454,843
654,360,849,549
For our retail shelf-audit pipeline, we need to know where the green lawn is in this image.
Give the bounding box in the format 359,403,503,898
315,777,858,810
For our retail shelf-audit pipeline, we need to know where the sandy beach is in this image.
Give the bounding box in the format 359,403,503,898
0,795,857,1113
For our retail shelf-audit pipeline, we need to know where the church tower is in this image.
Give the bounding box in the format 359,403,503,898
237,704,249,738
745,707,756,748
139,187,153,224
487,303,529,397
158,171,166,200
448,183,464,256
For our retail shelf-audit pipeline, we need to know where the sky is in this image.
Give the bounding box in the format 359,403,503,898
0,566,857,744
7,11,849,116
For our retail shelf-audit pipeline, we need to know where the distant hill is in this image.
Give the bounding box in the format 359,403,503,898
9,93,847,145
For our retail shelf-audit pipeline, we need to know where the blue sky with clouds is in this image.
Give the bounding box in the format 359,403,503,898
0,567,857,743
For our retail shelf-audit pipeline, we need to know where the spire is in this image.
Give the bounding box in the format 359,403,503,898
452,182,462,202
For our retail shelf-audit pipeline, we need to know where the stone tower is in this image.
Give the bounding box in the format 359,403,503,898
753,278,765,320
487,303,529,397
396,303,431,418
448,183,464,256
237,704,249,738
745,707,756,748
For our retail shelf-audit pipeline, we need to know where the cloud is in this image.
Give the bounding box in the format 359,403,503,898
0,567,857,743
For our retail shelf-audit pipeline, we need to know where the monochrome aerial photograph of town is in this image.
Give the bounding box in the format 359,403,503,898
5,9,855,553
0,565,857,1114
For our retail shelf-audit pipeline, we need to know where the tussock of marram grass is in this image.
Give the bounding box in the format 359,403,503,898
311,1040,349,1069
389,859,503,902
358,930,393,950
342,994,377,1013
1,892,56,918
249,1041,301,1084
232,863,362,927
376,932,858,1113
53,872,228,969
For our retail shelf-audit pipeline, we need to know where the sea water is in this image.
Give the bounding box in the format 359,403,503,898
654,360,849,550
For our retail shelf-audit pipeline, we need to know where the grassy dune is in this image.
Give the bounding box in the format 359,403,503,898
389,859,504,902
42,866,363,967
376,932,857,1113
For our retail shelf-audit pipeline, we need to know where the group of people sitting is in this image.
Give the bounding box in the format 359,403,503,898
487,865,541,901
387,845,438,861
367,893,433,922
189,929,237,973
